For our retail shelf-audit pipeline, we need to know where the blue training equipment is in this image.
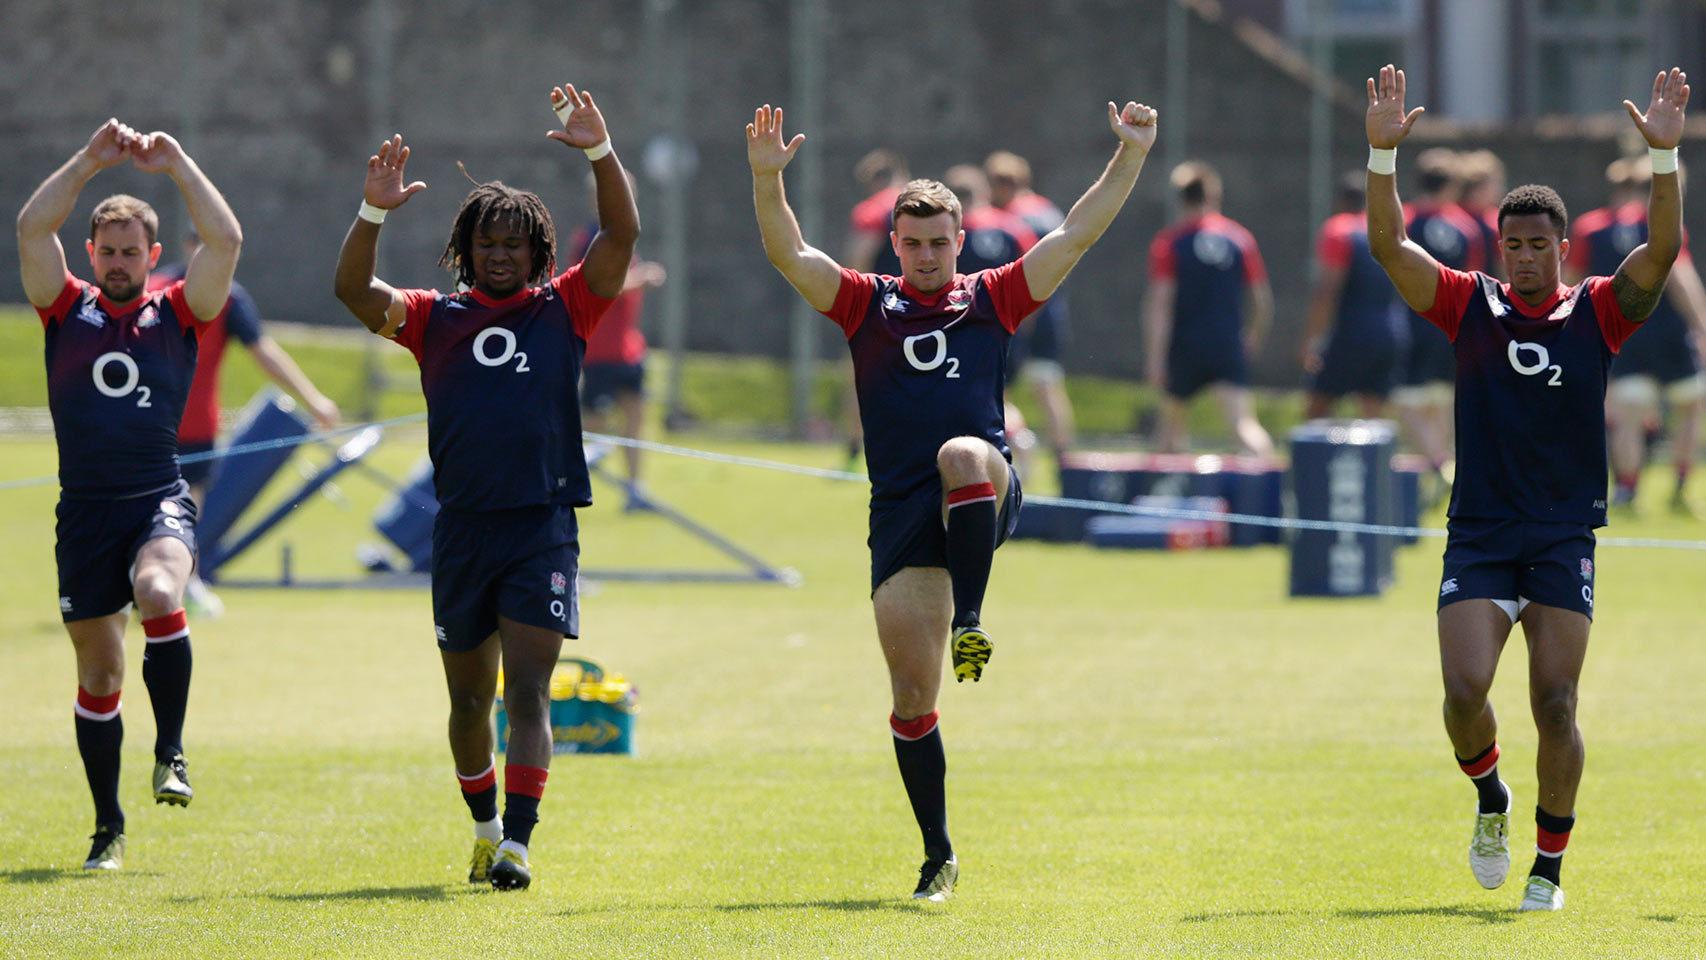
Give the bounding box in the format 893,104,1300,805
1288,419,1398,597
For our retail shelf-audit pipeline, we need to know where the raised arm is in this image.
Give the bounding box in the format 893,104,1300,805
131,132,242,321
748,105,844,313
16,120,137,307
333,134,426,335
1021,102,1158,301
1364,65,1442,314
1612,68,1691,322
548,83,638,299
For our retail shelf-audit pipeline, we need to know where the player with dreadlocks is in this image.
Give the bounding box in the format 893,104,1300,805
334,82,638,891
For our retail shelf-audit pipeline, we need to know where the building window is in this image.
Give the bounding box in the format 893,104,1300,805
1526,0,1658,116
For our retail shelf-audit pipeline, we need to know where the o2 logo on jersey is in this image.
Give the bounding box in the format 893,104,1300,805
1507,341,1562,387
472,327,530,373
1422,218,1466,260
1192,232,1236,269
902,330,960,379
92,351,152,407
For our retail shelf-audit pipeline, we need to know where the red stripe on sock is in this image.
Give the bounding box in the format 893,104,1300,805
504,764,549,799
946,483,996,507
889,710,940,741
1536,827,1571,856
76,687,121,714
1458,743,1500,779
142,609,188,640
457,766,497,793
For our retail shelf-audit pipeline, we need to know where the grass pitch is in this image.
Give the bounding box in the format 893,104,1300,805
3,319,1706,956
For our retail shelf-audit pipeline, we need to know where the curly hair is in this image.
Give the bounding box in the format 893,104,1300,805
1497,184,1568,238
439,181,557,288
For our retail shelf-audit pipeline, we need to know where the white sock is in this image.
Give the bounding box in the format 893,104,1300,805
498,838,528,861
474,817,503,844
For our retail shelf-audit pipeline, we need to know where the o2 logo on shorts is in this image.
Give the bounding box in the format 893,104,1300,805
92,351,152,407
1507,341,1562,387
472,327,530,373
902,330,960,379
549,599,566,622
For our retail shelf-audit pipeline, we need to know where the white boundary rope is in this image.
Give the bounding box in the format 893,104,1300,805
4,418,1705,551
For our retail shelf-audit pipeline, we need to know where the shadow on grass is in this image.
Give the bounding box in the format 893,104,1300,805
1179,909,1307,923
1337,904,1515,926
1,867,158,884
264,884,459,903
713,898,922,914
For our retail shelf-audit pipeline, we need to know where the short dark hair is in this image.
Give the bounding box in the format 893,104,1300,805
1170,161,1221,207
440,181,557,287
892,178,962,229
90,194,159,244
1415,148,1461,196
855,149,907,191
1497,184,1569,237
1336,170,1366,212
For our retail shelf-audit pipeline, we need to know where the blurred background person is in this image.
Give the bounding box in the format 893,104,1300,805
1301,171,1406,419
837,148,910,469
1567,156,1706,514
987,149,1078,457
1144,160,1274,457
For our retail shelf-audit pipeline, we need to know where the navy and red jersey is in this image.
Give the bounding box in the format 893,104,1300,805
958,206,1035,275
1148,212,1267,352
1316,212,1403,345
1464,206,1501,279
1000,192,1071,337
1003,192,1065,239
389,265,614,512
822,262,1044,502
148,263,262,444
569,223,648,366
37,273,203,499
850,187,902,276
1568,202,1696,379
1422,266,1640,526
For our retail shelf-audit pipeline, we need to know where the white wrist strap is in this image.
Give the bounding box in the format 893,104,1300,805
1368,147,1397,176
357,201,387,224
1651,147,1680,176
583,139,612,161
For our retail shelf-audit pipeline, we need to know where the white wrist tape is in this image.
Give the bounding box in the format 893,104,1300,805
1651,147,1680,176
1368,147,1397,176
583,139,612,161
357,201,387,224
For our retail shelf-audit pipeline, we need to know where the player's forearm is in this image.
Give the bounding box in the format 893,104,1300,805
1055,143,1147,255
1644,172,1683,267
1246,284,1274,339
1365,172,1407,264
753,172,810,268
169,154,242,254
590,154,640,248
1303,281,1337,346
1142,292,1172,359
333,219,392,333
17,153,98,240
252,339,329,408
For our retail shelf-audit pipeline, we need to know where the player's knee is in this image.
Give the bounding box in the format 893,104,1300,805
936,438,987,481
1531,686,1578,736
131,569,184,615
1441,673,1492,715
447,688,495,722
80,666,124,697
499,675,552,724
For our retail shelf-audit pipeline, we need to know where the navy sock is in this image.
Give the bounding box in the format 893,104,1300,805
141,619,192,762
74,689,125,831
891,712,952,861
1531,807,1575,885
503,764,548,848
456,763,500,823
1455,742,1508,815
945,483,998,629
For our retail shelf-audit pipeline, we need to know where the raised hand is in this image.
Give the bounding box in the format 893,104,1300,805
364,134,427,209
81,119,138,171
547,83,609,149
1366,64,1424,149
746,105,804,177
1108,101,1159,153
1624,67,1690,150
130,132,187,175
